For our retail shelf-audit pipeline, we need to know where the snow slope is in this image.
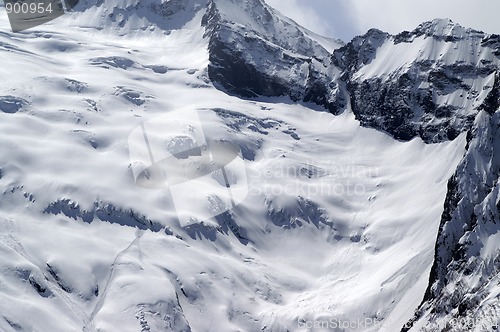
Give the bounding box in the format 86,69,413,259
0,2,493,332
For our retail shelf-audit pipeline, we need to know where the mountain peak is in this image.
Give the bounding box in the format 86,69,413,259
419,18,465,34
424,18,457,28
414,18,484,41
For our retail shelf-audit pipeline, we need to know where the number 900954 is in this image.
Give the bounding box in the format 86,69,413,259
5,2,53,15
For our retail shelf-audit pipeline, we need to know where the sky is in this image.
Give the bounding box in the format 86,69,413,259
265,0,500,42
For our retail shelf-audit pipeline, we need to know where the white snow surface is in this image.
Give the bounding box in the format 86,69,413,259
0,4,468,332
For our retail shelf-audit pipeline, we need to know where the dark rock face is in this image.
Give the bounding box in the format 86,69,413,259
482,34,500,57
479,71,500,115
0,96,28,114
342,62,494,142
64,0,80,10
203,0,342,111
330,20,497,143
206,34,292,98
332,28,388,72
44,199,166,232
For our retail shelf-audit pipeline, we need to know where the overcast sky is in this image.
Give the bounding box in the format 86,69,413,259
265,0,500,42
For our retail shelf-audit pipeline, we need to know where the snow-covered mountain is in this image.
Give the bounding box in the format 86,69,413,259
333,18,499,143
0,1,498,331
